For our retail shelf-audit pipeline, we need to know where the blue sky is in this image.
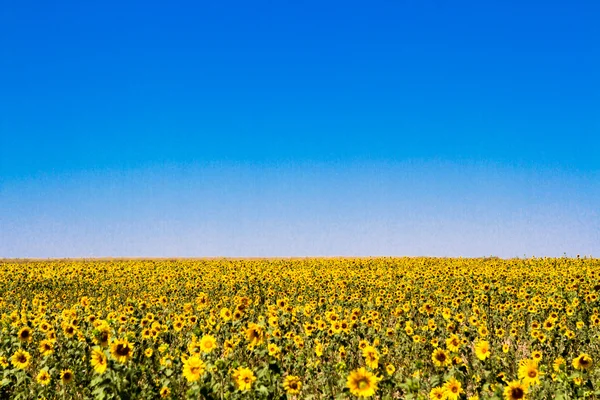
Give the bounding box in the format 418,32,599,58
1,0,599,257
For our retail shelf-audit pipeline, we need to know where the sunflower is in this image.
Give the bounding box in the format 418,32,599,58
385,363,395,375
362,345,379,368
445,334,461,352
504,380,527,400
60,369,74,384
233,367,256,391
160,386,171,398
110,338,134,363
283,375,302,395
432,348,451,368
268,343,281,358
18,327,32,343
39,339,55,356
219,308,231,321
63,324,76,338
474,340,490,361
430,387,447,400
553,357,565,372
347,367,380,397
245,323,264,347
518,359,542,386
182,355,205,382
36,369,51,386
90,346,108,374
11,349,31,370
94,323,111,347
199,334,217,353
443,377,463,400
572,353,593,370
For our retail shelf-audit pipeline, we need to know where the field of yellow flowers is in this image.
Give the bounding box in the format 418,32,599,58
1,257,599,399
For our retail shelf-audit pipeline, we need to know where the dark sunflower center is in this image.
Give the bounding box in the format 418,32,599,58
17,355,26,363
528,370,537,378
116,344,130,356
511,387,524,399
436,353,446,362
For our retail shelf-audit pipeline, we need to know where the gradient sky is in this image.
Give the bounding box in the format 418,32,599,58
1,0,599,258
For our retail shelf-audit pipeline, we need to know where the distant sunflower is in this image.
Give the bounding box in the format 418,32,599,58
60,369,74,384
518,359,542,386
18,327,32,343
429,387,446,400
432,348,451,368
553,357,565,372
199,334,217,353
474,340,490,361
11,349,31,370
182,355,205,382
91,347,108,374
110,338,134,363
63,324,76,338
362,345,379,368
36,369,51,386
572,353,593,370
283,375,302,395
245,323,264,347
504,380,527,400
39,339,55,356
233,367,256,391
443,377,463,400
445,334,461,352
347,367,380,397
159,386,171,398
385,363,395,375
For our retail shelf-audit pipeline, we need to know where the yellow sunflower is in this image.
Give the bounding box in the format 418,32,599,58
39,339,55,357
182,355,206,382
504,380,527,400
430,387,447,400
443,377,463,400
160,386,171,398
36,369,51,386
432,348,451,368
362,345,379,369
283,375,302,395
233,367,256,391
18,327,33,343
347,367,380,397
572,353,592,370
110,338,134,363
474,340,490,361
90,346,108,374
518,359,542,386
199,334,217,353
11,349,32,370
60,369,74,384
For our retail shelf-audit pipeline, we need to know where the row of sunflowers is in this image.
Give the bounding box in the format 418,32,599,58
0,257,599,399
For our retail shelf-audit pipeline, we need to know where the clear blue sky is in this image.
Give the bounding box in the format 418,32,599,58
1,0,599,257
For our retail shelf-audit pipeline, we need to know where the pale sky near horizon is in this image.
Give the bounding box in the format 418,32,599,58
1,0,599,258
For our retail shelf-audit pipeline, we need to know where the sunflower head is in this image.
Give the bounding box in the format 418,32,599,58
347,367,380,398
504,380,527,400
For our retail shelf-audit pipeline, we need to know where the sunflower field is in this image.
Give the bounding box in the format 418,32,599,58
0,257,599,399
